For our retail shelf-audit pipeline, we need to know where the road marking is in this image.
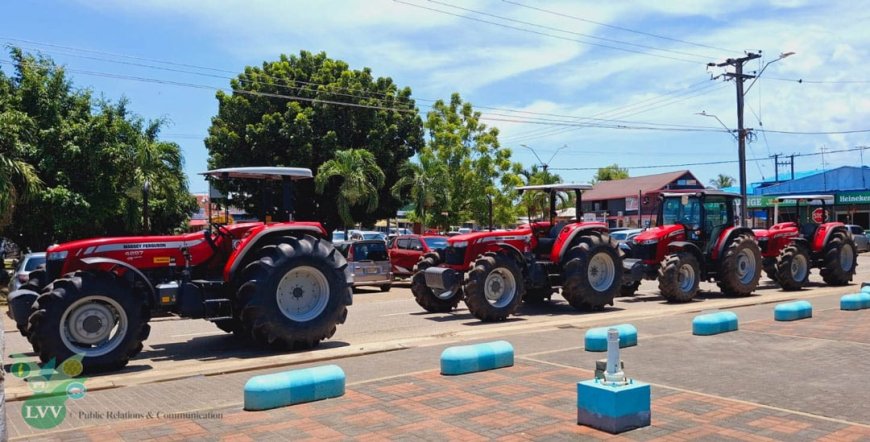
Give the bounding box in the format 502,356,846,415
171,331,225,338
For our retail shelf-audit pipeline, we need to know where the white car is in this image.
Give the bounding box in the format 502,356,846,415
846,225,870,253
8,252,46,291
611,229,643,244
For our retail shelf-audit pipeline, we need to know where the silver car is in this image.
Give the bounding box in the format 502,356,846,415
336,240,392,292
847,225,869,253
8,252,46,291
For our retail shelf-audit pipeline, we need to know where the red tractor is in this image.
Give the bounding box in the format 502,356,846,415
9,167,352,373
411,184,623,322
621,190,762,301
755,195,856,290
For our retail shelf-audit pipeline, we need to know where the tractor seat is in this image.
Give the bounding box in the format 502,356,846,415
800,223,819,239
534,222,565,256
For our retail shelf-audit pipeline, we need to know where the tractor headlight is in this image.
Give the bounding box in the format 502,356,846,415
639,239,658,245
47,250,68,260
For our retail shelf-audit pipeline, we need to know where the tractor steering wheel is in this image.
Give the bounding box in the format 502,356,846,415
205,224,233,252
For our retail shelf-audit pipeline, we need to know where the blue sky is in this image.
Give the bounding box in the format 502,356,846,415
2,0,868,193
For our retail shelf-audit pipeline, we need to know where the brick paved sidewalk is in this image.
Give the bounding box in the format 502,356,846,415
23,357,870,442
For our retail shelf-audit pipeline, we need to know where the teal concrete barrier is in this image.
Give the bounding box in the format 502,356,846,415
692,311,738,336
244,365,345,411
774,300,812,321
585,324,638,352
840,293,868,311
440,341,514,375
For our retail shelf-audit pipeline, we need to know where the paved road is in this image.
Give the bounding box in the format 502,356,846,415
5,254,870,400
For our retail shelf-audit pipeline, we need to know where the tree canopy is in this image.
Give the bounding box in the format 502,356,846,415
315,149,385,228
205,50,424,232
0,49,196,250
709,174,735,189
592,163,629,183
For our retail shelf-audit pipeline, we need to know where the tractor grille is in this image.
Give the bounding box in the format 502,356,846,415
758,238,769,253
444,247,467,265
46,259,63,283
632,243,658,262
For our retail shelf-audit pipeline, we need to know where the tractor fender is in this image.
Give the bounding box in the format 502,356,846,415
788,236,811,252
495,243,525,267
666,241,706,273
225,225,326,282
79,257,158,306
815,223,849,253
713,227,755,261
555,224,610,262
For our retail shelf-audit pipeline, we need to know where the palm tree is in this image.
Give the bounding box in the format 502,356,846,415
709,174,735,189
518,164,562,220
391,149,446,232
0,155,41,229
126,128,187,233
315,149,386,229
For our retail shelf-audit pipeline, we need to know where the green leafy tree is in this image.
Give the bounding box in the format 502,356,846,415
205,51,424,232
0,49,196,250
516,164,563,220
422,93,516,230
709,174,735,189
391,149,448,231
315,149,385,228
592,164,629,183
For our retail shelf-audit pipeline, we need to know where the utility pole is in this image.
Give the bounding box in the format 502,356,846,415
773,154,794,182
711,52,760,226
709,51,794,226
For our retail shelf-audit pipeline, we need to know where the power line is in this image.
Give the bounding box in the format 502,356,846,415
765,77,870,84
550,146,870,171
757,128,870,135
428,0,713,60
392,0,703,64
501,0,738,54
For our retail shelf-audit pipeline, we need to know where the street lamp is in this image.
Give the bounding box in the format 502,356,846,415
696,111,737,141
519,144,568,173
744,52,795,95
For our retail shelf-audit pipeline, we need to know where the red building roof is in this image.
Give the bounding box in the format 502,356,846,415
582,170,701,201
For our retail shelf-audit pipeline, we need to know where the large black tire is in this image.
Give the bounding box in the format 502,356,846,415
820,231,857,285
774,243,810,291
20,269,47,293
463,252,524,321
410,252,461,313
717,234,762,297
658,252,700,302
214,318,244,335
237,235,352,350
27,271,151,373
561,234,622,311
620,281,641,297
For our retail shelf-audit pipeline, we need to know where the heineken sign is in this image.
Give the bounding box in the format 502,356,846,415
837,191,870,204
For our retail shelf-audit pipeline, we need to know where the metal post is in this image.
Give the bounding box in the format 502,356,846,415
604,328,626,385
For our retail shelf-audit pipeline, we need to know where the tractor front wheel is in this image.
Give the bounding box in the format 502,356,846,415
820,231,857,285
718,235,762,297
775,243,810,291
561,234,622,311
463,252,524,321
237,235,351,350
27,271,151,373
410,252,461,313
658,252,700,302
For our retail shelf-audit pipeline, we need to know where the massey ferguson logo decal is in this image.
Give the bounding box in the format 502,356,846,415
122,243,167,249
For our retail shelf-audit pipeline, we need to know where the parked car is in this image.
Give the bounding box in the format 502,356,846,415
336,240,392,291
388,235,449,277
847,225,870,252
611,228,644,244
8,252,46,291
332,231,346,243
348,230,387,241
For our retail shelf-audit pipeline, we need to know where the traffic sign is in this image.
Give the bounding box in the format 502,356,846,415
812,208,827,223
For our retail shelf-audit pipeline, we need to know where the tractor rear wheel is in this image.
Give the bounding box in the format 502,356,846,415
463,252,524,321
562,234,622,311
658,252,700,302
410,252,461,313
820,231,857,285
27,271,151,373
718,235,762,297
237,235,351,350
775,243,810,290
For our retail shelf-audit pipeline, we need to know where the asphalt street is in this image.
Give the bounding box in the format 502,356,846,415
5,254,870,401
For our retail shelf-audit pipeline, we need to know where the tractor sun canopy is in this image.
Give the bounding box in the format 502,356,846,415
516,183,592,223
774,195,834,203
200,167,313,181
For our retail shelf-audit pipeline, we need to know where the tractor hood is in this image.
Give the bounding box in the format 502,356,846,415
446,227,532,247
632,224,684,244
